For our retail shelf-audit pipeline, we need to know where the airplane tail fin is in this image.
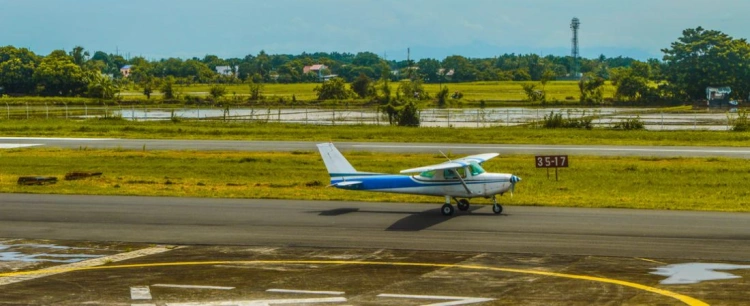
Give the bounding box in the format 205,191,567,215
317,143,358,177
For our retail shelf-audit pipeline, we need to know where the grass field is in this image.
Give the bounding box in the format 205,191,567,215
1,119,750,147
1,81,616,106
1,148,748,212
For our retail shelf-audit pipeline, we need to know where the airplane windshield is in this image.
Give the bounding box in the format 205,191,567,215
469,162,485,176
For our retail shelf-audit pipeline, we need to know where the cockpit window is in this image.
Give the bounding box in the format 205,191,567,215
443,168,466,180
469,162,485,176
419,170,435,178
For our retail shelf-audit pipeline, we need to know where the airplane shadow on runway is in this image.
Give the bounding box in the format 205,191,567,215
312,206,502,232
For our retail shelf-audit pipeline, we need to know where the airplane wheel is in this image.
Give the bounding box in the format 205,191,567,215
457,199,470,211
441,204,455,216
492,204,503,215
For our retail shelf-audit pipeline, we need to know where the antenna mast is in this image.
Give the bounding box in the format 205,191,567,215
570,17,581,79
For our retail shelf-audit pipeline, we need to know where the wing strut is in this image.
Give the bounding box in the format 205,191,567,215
451,169,474,194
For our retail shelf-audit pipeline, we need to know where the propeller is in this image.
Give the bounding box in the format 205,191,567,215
509,175,521,198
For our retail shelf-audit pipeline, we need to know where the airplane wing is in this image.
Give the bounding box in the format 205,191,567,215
399,153,499,174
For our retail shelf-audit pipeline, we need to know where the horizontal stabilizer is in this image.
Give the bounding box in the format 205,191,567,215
330,181,364,190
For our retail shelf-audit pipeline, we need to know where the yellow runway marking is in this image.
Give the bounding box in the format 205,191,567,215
0,260,708,306
636,257,668,265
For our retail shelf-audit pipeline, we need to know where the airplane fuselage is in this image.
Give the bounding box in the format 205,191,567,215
331,172,516,198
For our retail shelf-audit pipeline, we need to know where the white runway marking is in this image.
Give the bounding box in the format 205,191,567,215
152,284,235,290
130,286,152,300
266,288,345,295
166,297,347,305
0,137,117,141
354,144,750,154
378,293,495,306
0,144,41,149
0,246,174,286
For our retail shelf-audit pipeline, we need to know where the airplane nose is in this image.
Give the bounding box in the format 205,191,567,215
510,175,521,183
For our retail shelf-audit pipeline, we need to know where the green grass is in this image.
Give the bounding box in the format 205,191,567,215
1,118,750,147
1,81,615,106
1,148,748,212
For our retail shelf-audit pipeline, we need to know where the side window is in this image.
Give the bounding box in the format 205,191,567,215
456,167,466,178
443,168,466,179
420,170,435,178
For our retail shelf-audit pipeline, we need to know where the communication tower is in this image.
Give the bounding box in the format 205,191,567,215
570,17,580,78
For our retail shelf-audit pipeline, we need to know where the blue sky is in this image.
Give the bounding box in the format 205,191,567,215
2,0,748,61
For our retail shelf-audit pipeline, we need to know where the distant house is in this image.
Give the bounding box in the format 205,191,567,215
706,86,732,107
438,68,455,77
303,64,328,80
120,65,132,78
215,65,239,77
321,74,338,82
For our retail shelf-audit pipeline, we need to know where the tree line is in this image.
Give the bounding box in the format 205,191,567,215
1,27,750,104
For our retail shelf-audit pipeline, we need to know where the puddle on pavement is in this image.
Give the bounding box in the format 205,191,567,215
0,243,104,263
652,263,750,284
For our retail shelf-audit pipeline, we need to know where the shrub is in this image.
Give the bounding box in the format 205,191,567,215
613,116,645,130
731,109,749,132
542,111,593,129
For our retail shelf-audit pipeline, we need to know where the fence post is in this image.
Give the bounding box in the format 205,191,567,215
65,103,68,119
278,108,281,123
25,102,29,119
506,109,509,127
132,105,135,120
447,108,451,127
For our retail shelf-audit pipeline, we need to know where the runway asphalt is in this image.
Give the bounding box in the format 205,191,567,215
2,137,750,158
1,193,749,261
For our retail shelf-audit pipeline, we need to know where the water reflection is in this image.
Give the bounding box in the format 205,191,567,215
0,243,103,263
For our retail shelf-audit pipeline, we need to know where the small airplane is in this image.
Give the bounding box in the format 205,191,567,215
317,143,521,216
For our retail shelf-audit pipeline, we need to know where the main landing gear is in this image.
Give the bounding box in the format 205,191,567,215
440,196,503,216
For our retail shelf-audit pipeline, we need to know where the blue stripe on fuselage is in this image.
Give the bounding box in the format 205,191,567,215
331,175,508,191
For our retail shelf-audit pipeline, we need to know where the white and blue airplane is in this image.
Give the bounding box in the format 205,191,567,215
317,143,521,216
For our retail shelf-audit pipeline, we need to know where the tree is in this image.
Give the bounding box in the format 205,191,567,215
0,46,40,94
661,27,750,100
247,79,264,100
209,84,227,100
417,58,441,83
141,76,157,99
314,77,351,100
442,55,478,82
397,78,429,100
33,50,88,96
436,86,449,107
69,46,89,67
352,52,381,68
578,74,605,104
85,71,118,99
522,83,545,102
350,73,374,98
396,100,420,127
161,76,176,100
